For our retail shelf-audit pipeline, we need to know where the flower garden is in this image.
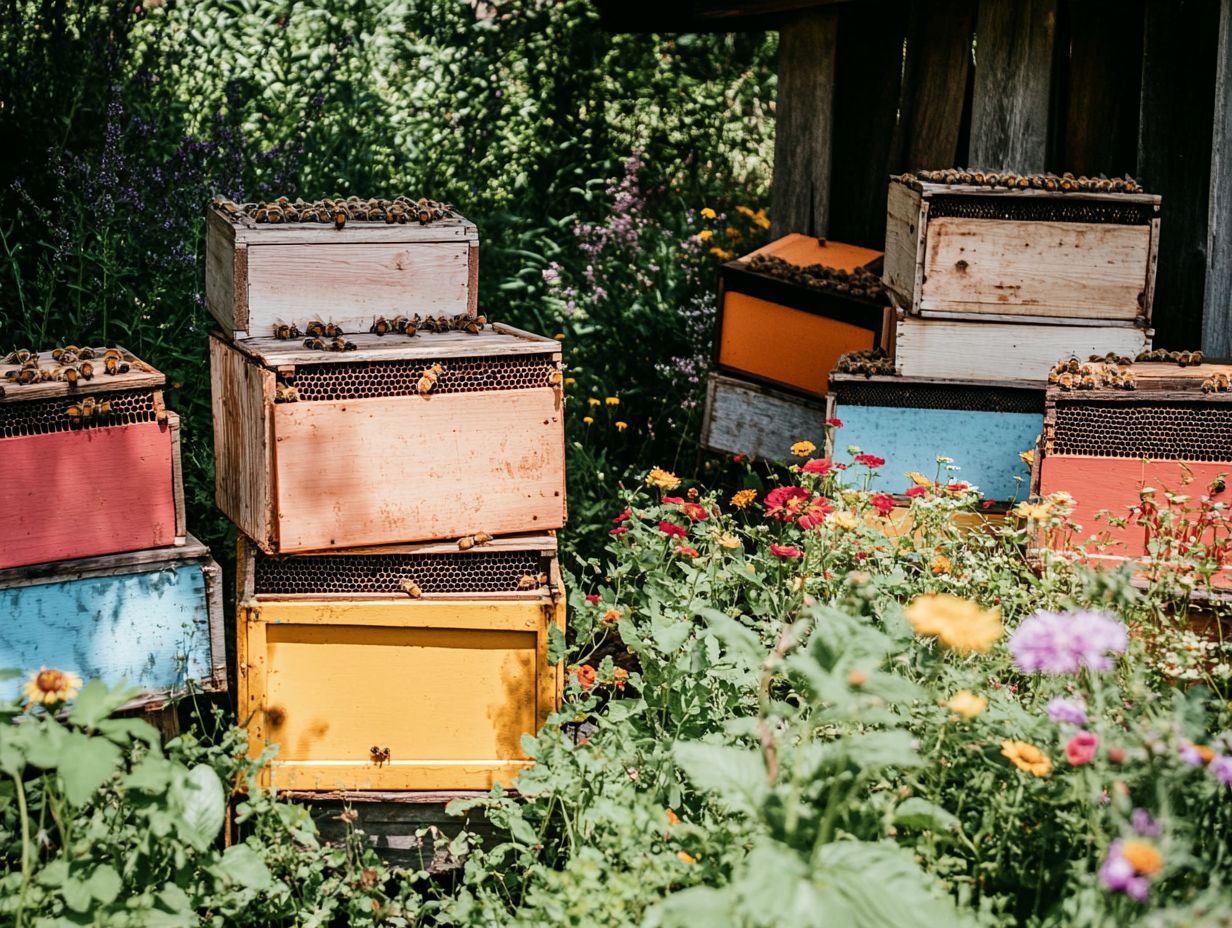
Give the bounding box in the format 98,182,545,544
2,1,1231,925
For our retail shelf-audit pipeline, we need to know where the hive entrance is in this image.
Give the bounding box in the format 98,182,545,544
927,196,1155,226
1052,402,1232,461
0,390,158,438
836,380,1042,415
253,549,547,595
284,354,557,402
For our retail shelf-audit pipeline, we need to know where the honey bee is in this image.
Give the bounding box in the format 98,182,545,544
272,321,302,340
13,368,39,385
78,347,96,360
517,574,539,591
334,208,348,230
474,532,493,546
548,369,564,387
275,383,299,403
331,336,357,352
3,349,36,365
399,578,423,598
369,745,391,765
1057,373,1075,391
1121,372,1137,390
457,531,492,551
56,366,81,385
303,337,326,351
305,319,326,338
103,355,129,375
417,362,444,395
324,322,345,338
370,316,391,337
1211,475,1227,494
1047,369,1060,385
66,396,98,425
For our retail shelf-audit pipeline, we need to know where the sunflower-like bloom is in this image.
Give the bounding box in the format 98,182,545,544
905,593,1003,653
1001,739,1052,777
944,690,987,720
24,667,83,706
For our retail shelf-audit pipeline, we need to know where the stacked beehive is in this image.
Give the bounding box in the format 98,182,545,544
206,196,567,794
0,347,224,711
700,233,893,460
824,171,1161,504
1033,354,1232,588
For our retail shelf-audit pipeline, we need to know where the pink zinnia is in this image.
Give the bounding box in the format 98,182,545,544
764,486,811,522
585,594,601,605
854,454,886,468
797,496,833,531
662,496,685,505
870,493,895,516
770,544,803,559
1066,731,1099,766
800,457,832,476
946,482,969,493
659,521,688,539
674,545,700,557
904,486,928,498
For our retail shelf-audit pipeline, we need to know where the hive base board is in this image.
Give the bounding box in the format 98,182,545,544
701,372,828,462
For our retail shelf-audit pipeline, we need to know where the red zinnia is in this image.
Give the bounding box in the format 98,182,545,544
854,454,886,468
904,486,928,498
800,457,832,476
733,453,745,463
1066,731,1099,766
612,508,632,523
610,527,629,536
982,500,995,510
946,482,969,493
825,418,843,428
681,502,709,522
797,496,834,531
870,493,895,516
662,496,685,505
585,594,601,604
659,521,688,538
674,545,700,557
770,544,803,559
764,486,811,522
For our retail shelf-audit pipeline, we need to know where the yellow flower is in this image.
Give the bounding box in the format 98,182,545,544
905,593,1003,653
1019,449,1035,467
23,668,83,706
906,471,933,488
828,511,858,530
752,208,771,230
583,416,594,425
564,377,577,386
736,205,755,219
677,851,697,865
730,488,757,509
698,229,714,242
700,207,717,220
716,532,742,549
646,467,682,491
554,333,565,341
1013,500,1052,521
1000,740,1052,778
615,421,628,432
1121,840,1164,876
709,247,736,261
588,398,601,408
605,396,620,407
929,554,952,575
791,440,816,458
944,690,987,720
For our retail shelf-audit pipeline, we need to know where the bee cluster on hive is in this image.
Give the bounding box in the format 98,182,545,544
270,314,492,344
2,347,142,421
834,348,895,377
1135,348,1205,366
212,195,456,227
899,169,1144,193
746,253,888,304
1048,355,1139,391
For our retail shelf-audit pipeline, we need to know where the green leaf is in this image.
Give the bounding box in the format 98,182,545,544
125,754,177,793
894,798,961,834
61,875,93,913
178,764,226,851
646,886,738,927
68,680,137,729
651,612,692,653
812,842,973,928
96,716,162,748
58,732,121,806
85,864,122,904
506,810,539,846
19,718,68,769
673,742,767,814
547,622,566,666
215,844,273,891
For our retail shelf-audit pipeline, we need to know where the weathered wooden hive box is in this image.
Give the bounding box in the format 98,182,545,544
209,324,566,554
884,174,1157,383
0,536,225,708
1035,359,1232,586
205,201,479,340
715,234,892,399
829,370,1041,501
0,348,185,570
236,533,564,791
700,372,829,463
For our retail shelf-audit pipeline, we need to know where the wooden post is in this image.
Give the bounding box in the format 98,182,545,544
771,8,838,239
1205,0,1232,355
968,0,1058,172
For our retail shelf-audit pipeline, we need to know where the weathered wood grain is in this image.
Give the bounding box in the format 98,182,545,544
1205,0,1232,355
771,7,838,238
701,372,828,461
0,347,163,403
969,0,1058,172
271,389,566,552
894,316,1150,383
205,207,242,334
233,328,558,367
883,182,924,306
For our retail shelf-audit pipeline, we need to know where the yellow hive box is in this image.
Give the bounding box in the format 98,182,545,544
236,533,564,791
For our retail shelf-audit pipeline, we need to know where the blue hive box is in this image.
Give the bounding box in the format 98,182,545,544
828,372,1043,501
0,535,225,709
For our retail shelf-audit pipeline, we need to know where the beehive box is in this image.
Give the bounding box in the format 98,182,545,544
236,533,564,791
0,536,224,709
1035,359,1232,587
894,309,1151,384
829,371,1042,501
210,324,566,554
0,348,185,570
700,372,829,462
884,174,1161,324
715,234,893,399
205,201,479,340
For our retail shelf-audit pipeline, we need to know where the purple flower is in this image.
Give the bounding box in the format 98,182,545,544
1100,841,1151,902
1178,741,1205,766
1211,754,1232,787
541,264,561,285
1046,697,1087,726
1131,808,1161,837
1008,609,1128,674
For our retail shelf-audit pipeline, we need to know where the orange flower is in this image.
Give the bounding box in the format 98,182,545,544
1121,839,1164,876
730,489,757,509
1001,740,1052,778
613,667,629,690
677,851,697,865
602,608,623,625
572,665,596,689
929,554,953,575
665,808,679,826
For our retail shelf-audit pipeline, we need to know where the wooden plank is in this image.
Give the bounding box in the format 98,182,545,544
892,0,978,172
920,217,1152,319
1205,0,1232,355
209,335,275,548
894,316,1150,383
701,372,828,461
325,533,558,557
0,349,163,403
883,181,924,306
235,328,558,368
913,181,1161,204
244,241,472,335
271,389,566,551
1139,0,1220,349
168,412,187,541
251,599,545,631
0,534,210,589
771,8,838,238
205,207,239,334
202,560,227,692
969,0,1058,172
827,1,909,248
0,422,179,570
223,215,477,246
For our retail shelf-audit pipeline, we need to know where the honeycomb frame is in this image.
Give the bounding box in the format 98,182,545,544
282,353,558,403
0,388,160,438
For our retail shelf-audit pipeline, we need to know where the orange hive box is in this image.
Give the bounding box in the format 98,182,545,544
0,347,184,570
714,234,892,399
236,532,564,791
1035,357,1232,589
210,323,567,554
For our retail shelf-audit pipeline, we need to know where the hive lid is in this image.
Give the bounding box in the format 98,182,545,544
0,534,208,588
738,233,883,273
226,323,561,368
208,203,477,244
891,173,1161,205
0,346,163,403
1047,359,1232,401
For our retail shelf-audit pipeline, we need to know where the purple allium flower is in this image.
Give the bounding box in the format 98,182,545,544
1100,842,1150,902
1046,697,1088,726
1008,609,1128,674
1210,754,1232,787
541,265,560,285
1178,741,1205,766
1131,808,1162,837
